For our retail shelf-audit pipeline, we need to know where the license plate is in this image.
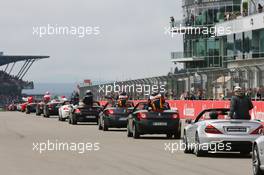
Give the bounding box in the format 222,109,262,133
86,116,96,119
153,122,167,126
119,118,127,121
227,127,247,132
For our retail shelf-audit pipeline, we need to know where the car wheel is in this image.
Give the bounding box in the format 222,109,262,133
43,106,50,118
26,107,30,114
194,133,207,157
133,123,140,139
68,116,72,124
183,132,192,154
253,145,263,175
103,119,108,131
127,125,133,137
71,114,77,125
240,151,251,156
174,121,181,139
43,109,47,117
98,119,103,130
58,113,62,121
36,107,41,116
45,112,50,118
96,116,99,125
166,134,173,139
43,106,46,117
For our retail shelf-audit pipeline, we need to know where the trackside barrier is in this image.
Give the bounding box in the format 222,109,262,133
99,100,264,120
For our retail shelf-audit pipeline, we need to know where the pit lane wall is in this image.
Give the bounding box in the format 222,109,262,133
100,100,264,120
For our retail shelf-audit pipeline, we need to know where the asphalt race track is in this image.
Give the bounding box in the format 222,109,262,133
0,112,252,175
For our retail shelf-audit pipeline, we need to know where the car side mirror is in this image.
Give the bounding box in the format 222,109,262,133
185,119,193,124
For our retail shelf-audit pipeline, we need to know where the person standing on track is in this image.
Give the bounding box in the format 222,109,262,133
229,86,253,120
117,92,128,108
147,92,168,111
82,90,94,107
43,91,51,103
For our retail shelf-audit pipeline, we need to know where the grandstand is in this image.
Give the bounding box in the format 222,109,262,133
0,52,49,107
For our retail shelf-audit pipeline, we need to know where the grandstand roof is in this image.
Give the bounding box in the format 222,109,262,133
0,55,49,66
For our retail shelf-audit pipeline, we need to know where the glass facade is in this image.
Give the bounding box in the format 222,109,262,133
259,29,264,54
180,0,243,70
223,29,264,61
235,32,243,59
177,0,264,70
183,37,221,69
226,34,234,60
244,31,252,54
184,3,241,27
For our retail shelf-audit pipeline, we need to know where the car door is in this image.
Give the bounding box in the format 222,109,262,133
186,121,200,144
258,136,264,165
128,102,146,130
127,113,133,130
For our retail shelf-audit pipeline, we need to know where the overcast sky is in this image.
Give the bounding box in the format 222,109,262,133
0,0,182,83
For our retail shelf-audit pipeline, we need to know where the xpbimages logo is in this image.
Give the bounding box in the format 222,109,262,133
164,24,232,38
33,24,101,38
32,140,100,154
164,141,232,154
98,82,166,96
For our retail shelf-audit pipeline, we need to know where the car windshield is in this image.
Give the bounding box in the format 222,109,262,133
106,101,134,108
135,102,148,111
198,110,230,121
64,101,70,105
126,102,134,107
93,102,100,106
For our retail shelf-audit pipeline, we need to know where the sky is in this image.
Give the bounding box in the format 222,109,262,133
0,0,183,84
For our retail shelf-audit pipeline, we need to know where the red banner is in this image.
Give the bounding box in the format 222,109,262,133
167,100,264,120
100,100,264,120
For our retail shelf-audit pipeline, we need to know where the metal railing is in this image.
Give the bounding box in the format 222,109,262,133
171,3,242,28
79,64,264,101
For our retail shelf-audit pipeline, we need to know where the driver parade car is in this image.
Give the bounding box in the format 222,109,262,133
68,101,102,125
20,102,27,112
24,96,37,114
58,101,72,121
183,108,263,157
42,99,63,118
36,101,45,116
98,101,134,131
8,103,17,111
25,102,37,114
252,135,264,175
127,101,181,139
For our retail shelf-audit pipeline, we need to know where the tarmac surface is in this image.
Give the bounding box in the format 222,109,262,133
0,112,252,175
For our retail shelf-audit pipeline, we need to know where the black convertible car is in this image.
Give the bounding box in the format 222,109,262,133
68,102,102,125
25,102,37,114
43,100,62,118
98,101,134,131
127,102,181,139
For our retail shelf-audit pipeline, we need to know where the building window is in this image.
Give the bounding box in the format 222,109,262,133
244,31,252,54
235,33,243,59
259,29,264,56
226,34,235,61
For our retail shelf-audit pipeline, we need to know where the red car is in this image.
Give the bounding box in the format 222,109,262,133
8,104,17,111
20,103,27,112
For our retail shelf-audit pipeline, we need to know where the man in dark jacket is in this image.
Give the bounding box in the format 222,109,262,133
229,86,253,120
117,92,128,108
82,90,93,107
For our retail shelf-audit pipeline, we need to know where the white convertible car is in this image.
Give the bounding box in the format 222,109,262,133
253,135,264,175
183,108,263,157
58,101,72,121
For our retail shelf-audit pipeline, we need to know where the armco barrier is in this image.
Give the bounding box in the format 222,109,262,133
100,100,264,120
